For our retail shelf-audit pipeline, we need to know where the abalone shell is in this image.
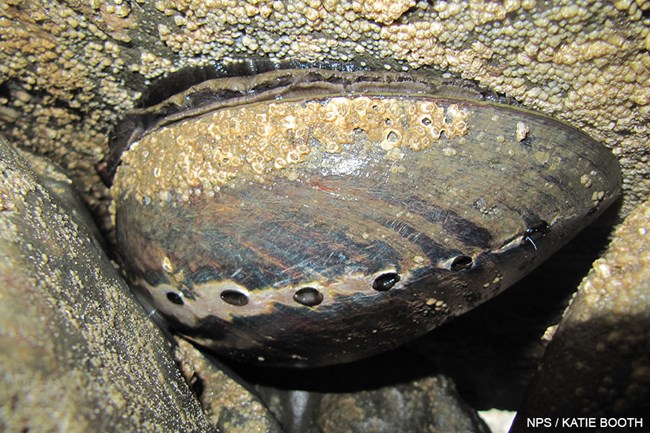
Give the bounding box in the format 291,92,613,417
106,67,621,367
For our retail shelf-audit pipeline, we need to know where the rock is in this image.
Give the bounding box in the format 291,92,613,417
510,199,650,431
315,376,490,433
174,338,284,433
19,149,105,248
238,351,489,433
0,134,217,432
257,376,490,433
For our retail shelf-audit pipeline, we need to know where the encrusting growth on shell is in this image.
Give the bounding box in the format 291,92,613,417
114,96,469,205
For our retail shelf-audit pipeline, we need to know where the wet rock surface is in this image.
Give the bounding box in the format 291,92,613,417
174,338,284,433
228,347,490,433
257,376,490,433
0,135,217,432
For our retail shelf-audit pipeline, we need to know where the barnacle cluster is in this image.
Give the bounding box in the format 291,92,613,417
114,96,468,205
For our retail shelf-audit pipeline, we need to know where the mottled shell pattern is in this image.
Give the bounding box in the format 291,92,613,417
103,61,621,367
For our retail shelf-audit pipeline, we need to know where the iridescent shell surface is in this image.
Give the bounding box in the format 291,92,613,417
106,66,621,367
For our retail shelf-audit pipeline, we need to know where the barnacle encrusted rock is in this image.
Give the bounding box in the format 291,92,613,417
0,0,648,221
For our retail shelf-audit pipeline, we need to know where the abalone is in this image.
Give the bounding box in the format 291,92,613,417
104,65,621,367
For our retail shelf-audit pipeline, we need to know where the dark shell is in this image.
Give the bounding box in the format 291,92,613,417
108,67,621,367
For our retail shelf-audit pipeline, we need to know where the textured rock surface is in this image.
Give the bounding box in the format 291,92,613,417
0,135,217,432
257,375,490,433
0,0,647,224
314,376,490,433
510,198,650,430
174,338,284,433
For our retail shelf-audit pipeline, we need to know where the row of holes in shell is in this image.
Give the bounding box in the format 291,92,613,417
164,254,475,308
165,271,401,308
